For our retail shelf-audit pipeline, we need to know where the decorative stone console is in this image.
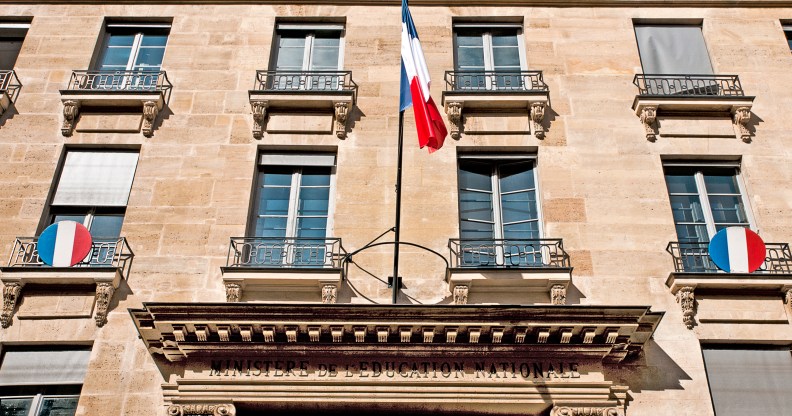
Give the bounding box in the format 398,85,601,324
220,267,343,304
441,92,549,140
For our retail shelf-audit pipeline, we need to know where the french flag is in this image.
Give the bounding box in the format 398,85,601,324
37,221,93,267
400,0,448,153
708,227,766,273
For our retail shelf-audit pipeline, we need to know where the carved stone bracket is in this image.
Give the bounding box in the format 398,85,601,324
334,101,349,139
530,102,546,139
550,406,622,416
786,289,792,314
167,404,236,416
321,284,338,304
445,101,463,140
225,283,241,303
61,100,80,137
676,286,696,329
551,284,567,305
453,285,469,305
94,282,115,327
639,106,657,141
732,106,751,143
142,100,159,138
250,100,268,139
1,282,23,328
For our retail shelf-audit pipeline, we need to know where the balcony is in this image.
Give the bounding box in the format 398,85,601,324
0,237,134,327
0,70,21,117
447,238,572,305
632,74,755,141
441,70,550,139
59,70,172,137
220,237,346,303
665,241,792,330
248,70,357,139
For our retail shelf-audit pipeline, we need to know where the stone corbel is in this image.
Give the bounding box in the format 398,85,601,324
167,404,236,416
94,282,115,327
1,282,23,328
142,100,159,138
61,100,80,137
732,106,751,143
453,285,469,305
676,286,696,329
785,289,792,314
321,284,338,304
550,284,567,305
639,106,657,141
530,102,546,139
250,100,268,139
550,406,622,416
225,282,241,302
445,101,463,139
334,101,349,139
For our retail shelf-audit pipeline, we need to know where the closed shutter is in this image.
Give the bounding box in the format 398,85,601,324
52,151,139,206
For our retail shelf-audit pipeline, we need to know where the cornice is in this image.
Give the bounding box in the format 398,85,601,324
2,1,792,8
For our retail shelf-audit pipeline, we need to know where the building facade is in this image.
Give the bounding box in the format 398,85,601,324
0,1,791,415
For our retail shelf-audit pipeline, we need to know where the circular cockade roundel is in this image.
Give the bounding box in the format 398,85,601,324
708,227,766,273
37,220,93,267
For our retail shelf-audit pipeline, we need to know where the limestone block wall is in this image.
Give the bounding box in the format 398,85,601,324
0,2,789,415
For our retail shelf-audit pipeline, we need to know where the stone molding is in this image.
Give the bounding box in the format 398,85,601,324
551,284,567,305
225,283,241,302
167,404,236,416
632,96,754,142
321,284,338,304
334,101,349,139
13,0,792,7
550,406,623,416
445,101,463,139
447,268,571,306
638,106,657,141
676,286,696,329
250,100,268,139
1,282,23,328
94,282,115,327
59,93,165,137
442,94,549,140
453,285,468,304
142,100,159,138
732,106,752,142
530,101,546,139
61,100,80,137
247,90,355,139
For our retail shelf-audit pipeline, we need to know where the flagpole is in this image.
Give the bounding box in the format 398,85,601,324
392,110,405,304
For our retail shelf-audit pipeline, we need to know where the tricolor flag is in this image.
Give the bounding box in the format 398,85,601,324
708,227,766,273
37,220,93,267
400,0,448,153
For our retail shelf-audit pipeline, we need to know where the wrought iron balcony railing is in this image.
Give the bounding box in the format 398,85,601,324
226,237,345,269
253,70,357,95
448,238,570,269
64,70,172,93
0,70,21,102
633,74,745,97
6,237,134,276
666,241,792,274
444,70,549,92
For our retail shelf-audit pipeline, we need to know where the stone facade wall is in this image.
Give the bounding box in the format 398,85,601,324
0,2,791,415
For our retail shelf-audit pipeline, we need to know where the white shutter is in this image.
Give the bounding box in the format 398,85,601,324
0,349,91,386
52,151,139,206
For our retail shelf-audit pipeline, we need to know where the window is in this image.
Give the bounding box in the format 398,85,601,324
453,24,525,90
457,157,541,266
634,24,713,75
92,23,169,89
783,23,792,51
702,346,792,416
0,22,28,71
247,153,335,266
0,347,90,416
664,164,752,243
46,150,139,248
270,23,343,90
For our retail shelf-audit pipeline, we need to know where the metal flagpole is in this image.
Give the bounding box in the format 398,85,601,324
392,110,405,304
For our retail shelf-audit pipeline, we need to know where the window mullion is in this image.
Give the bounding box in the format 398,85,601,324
286,169,301,238
126,32,143,71
695,171,717,239
483,32,494,90
303,33,314,71
29,393,43,416
491,164,504,242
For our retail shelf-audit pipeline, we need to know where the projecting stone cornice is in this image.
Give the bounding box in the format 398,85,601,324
5,0,792,7
130,303,663,364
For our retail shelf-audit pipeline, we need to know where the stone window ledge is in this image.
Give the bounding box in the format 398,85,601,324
448,268,572,305
59,90,166,137
248,90,355,140
220,267,343,304
441,90,550,140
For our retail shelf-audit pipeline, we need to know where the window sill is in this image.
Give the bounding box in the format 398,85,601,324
220,266,343,304
447,267,572,306
441,90,550,140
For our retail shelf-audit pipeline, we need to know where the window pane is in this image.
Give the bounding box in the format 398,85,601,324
133,47,165,69
311,47,339,70
258,187,290,216
276,36,305,70
38,396,79,416
708,195,748,224
456,47,485,69
99,47,132,69
298,188,329,216
279,36,306,48
503,221,539,240
460,220,494,240
296,217,328,238
0,397,33,416
89,215,124,239
491,32,519,46
499,162,534,193
53,215,87,225
314,35,340,47
261,170,293,186
665,173,698,194
501,191,538,223
106,34,135,47
704,172,740,194
459,190,493,223
300,168,331,186
492,46,521,68
0,38,24,70
140,34,168,47
255,217,287,238
458,162,492,191
675,224,709,243
669,195,706,223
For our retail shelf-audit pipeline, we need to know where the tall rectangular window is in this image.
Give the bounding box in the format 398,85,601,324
0,22,29,71
453,24,525,90
663,164,752,243
270,23,344,90
96,23,169,73
247,153,335,266
634,24,713,75
0,347,91,416
47,150,139,241
702,346,792,416
783,23,792,51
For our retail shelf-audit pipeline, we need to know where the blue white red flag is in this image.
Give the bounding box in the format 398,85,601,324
708,227,766,273
37,221,93,267
399,0,448,153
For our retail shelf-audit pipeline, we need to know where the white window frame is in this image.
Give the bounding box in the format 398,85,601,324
452,23,528,72
273,23,345,72
664,162,756,241
98,23,170,72
0,394,80,416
